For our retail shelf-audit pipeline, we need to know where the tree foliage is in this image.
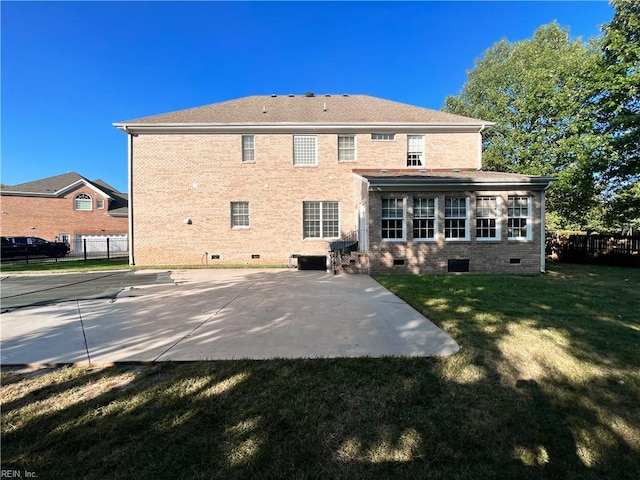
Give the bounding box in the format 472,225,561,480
596,0,640,228
444,23,604,227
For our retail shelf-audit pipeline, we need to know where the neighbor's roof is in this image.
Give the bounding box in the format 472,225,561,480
1,172,128,216
114,94,493,131
353,169,554,190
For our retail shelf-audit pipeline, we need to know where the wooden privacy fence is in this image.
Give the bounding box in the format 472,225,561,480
550,234,640,267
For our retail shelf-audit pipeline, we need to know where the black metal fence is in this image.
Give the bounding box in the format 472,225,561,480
549,233,640,267
1,237,128,265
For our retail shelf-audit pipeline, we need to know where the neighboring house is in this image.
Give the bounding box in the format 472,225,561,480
114,94,553,274
0,172,128,253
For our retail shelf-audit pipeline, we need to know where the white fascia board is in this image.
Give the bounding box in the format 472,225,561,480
1,180,113,199
56,180,114,199
114,122,492,135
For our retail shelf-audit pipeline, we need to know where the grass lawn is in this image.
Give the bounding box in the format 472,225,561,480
1,258,130,273
1,263,638,479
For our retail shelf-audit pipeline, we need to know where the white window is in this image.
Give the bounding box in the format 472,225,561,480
96,200,105,209
293,135,317,166
338,135,356,161
444,197,469,240
242,135,255,163
508,196,532,240
231,202,250,228
303,201,339,238
371,133,395,141
382,198,405,241
75,193,92,211
413,197,437,241
59,234,70,244
407,135,424,167
476,196,501,240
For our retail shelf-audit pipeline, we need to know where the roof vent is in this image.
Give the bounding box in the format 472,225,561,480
380,169,388,174
271,94,277,97
343,94,349,97
262,106,267,113
288,94,294,97
323,102,327,111
305,92,315,97
325,94,331,97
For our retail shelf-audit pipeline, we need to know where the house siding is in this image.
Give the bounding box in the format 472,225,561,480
1,187,127,246
131,131,480,266
368,190,543,274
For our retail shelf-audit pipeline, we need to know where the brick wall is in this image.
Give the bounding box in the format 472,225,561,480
1,188,127,245
131,131,480,266
367,190,544,274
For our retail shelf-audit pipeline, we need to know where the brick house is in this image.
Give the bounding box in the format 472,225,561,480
114,94,553,273
1,172,128,252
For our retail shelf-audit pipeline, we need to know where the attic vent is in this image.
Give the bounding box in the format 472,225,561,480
343,94,349,97
288,94,294,97
305,92,315,97
271,94,277,97
325,94,331,97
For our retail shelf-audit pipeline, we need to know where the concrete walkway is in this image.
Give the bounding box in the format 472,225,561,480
0,269,459,366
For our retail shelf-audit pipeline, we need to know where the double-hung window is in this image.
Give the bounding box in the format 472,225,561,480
508,196,532,240
338,135,356,161
413,197,437,241
407,135,424,167
231,202,250,228
382,198,405,241
293,135,317,166
303,201,339,238
75,193,92,211
476,197,500,240
242,135,255,163
444,197,469,240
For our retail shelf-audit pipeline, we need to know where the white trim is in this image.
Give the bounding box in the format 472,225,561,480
381,197,406,242
475,195,501,241
115,122,492,135
444,196,470,242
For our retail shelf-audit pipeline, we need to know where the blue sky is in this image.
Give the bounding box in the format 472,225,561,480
2,1,615,193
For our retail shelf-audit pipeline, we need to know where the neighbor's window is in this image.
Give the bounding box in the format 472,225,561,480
371,133,395,141
338,135,356,161
508,196,532,240
293,135,318,166
382,198,405,241
303,201,339,238
231,202,250,228
75,193,92,211
59,233,70,244
242,135,255,163
407,135,424,167
444,197,469,240
413,197,437,240
476,196,500,240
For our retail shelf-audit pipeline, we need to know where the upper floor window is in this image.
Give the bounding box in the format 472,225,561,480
371,133,395,141
242,135,255,163
508,196,532,240
303,201,339,238
75,193,92,211
96,200,105,209
413,197,437,241
476,197,500,240
407,135,424,167
444,196,469,241
338,135,356,161
231,202,250,228
382,198,405,241
293,135,317,166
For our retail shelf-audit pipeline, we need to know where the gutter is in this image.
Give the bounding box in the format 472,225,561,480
540,179,554,274
127,130,135,266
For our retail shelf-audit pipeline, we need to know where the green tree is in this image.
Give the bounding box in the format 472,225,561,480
444,23,605,228
596,0,640,229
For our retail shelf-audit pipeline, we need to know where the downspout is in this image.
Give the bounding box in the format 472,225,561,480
127,130,135,266
477,124,486,170
540,181,552,273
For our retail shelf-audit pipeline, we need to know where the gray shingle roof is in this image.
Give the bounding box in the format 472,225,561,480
1,172,128,216
117,94,490,125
